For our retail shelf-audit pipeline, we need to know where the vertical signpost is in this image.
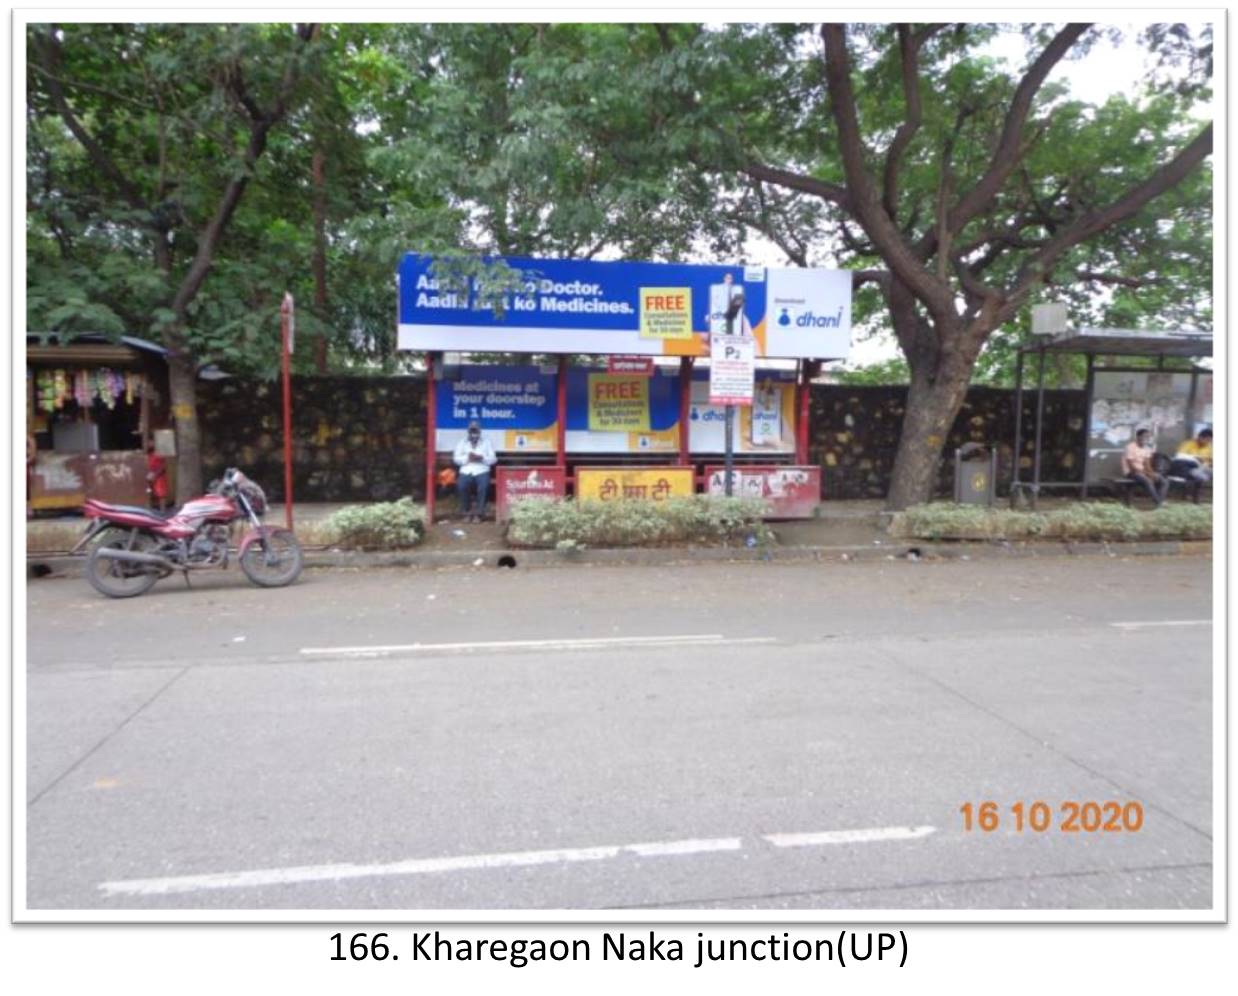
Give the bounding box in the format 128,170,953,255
280,292,295,530
710,278,756,496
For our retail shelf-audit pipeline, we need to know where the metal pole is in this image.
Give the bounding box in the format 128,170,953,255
556,354,568,472
678,356,692,468
1011,349,1025,505
796,359,812,465
280,292,294,531
424,351,437,526
1032,347,1047,510
724,302,734,496
1081,353,1094,498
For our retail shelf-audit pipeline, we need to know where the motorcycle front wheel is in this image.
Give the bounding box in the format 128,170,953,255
85,529,161,599
239,530,304,588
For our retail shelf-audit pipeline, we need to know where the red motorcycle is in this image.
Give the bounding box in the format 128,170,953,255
72,467,303,598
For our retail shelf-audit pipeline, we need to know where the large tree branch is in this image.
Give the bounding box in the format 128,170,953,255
822,23,958,330
169,24,318,317
1004,123,1212,315
913,23,1090,267
882,23,945,222
744,161,852,212
38,27,147,215
947,23,1090,238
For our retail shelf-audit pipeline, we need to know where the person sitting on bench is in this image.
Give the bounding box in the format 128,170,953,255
1170,427,1212,502
1121,428,1169,507
453,420,496,522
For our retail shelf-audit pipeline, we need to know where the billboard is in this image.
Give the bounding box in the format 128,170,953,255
435,365,797,455
399,254,852,359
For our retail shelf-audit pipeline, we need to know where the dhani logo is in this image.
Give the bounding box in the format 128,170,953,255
794,307,845,328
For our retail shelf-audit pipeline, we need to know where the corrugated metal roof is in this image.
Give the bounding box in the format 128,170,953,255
1028,329,1212,359
26,332,168,355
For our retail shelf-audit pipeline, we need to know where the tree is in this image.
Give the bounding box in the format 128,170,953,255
27,23,320,498
730,23,1212,507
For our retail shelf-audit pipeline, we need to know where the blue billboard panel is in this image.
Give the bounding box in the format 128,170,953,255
399,253,852,360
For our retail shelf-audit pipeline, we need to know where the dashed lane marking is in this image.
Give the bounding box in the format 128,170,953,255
99,825,935,897
299,634,777,657
1109,619,1212,630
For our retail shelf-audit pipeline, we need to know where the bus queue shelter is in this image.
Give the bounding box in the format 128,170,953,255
1011,329,1213,507
401,253,854,524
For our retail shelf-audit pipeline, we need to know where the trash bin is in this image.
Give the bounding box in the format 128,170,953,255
954,443,997,506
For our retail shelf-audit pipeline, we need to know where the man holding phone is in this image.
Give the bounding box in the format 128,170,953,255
453,420,497,522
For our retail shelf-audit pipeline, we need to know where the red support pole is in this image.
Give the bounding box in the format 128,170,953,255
796,359,812,466
425,352,438,525
280,293,294,530
556,354,568,471
678,356,693,468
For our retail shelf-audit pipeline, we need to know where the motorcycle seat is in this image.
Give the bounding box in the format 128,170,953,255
86,500,173,521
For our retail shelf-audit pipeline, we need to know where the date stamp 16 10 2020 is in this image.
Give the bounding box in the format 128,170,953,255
960,800,1144,834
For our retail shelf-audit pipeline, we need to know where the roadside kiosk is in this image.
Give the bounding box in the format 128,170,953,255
396,254,854,523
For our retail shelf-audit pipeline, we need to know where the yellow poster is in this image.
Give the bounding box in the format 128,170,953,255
639,287,693,340
587,374,650,432
577,467,695,502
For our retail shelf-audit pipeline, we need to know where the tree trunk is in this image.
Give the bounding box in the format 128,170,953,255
166,347,203,502
885,341,979,510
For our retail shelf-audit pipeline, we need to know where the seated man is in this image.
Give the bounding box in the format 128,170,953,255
1121,428,1169,507
1170,427,1212,502
452,420,496,522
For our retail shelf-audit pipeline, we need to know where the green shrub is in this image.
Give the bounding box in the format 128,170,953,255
506,495,774,549
890,501,1211,542
322,497,426,550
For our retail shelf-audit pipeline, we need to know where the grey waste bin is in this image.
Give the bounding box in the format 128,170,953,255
954,443,997,505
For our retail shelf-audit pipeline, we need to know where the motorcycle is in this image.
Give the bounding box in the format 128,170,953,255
72,467,303,598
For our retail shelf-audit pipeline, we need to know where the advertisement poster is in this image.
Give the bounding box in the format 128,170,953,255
437,365,796,454
1086,370,1199,483
399,253,852,359
587,373,650,431
704,465,821,518
575,467,695,502
494,466,567,521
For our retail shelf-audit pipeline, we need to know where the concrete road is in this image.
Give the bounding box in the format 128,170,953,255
23,555,1214,912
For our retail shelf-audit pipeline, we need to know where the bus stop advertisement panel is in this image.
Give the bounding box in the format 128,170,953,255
400,253,852,519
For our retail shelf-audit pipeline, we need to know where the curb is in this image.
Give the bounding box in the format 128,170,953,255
27,537,1210,577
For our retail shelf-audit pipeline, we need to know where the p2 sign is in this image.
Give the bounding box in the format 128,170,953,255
709,335,755,406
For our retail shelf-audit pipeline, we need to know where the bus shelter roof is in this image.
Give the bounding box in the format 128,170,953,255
1023,329,1211,359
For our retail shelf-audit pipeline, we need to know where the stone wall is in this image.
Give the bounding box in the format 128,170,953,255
199,376,426,503
809,385,1087,499
198,375,1085,502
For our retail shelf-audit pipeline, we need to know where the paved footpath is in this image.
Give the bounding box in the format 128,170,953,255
23,555,1214,912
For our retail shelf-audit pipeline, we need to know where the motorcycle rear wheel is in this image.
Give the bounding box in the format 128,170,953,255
86,529,160,599
239,531,304,588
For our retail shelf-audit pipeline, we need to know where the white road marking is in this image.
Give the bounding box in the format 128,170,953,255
98,825,933,897
1110,619,1212,630
764,826,937,847
299,634,776,657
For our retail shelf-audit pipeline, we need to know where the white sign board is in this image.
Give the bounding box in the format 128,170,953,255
709,335,755,406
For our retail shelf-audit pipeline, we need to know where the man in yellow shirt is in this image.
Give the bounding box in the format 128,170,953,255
1171,427,1212,502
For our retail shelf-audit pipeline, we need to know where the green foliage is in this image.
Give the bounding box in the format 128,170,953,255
506,496,774,549
891,502,1211,542
322,497,426,550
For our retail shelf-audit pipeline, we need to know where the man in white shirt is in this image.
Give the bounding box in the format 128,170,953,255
453,420,497,522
